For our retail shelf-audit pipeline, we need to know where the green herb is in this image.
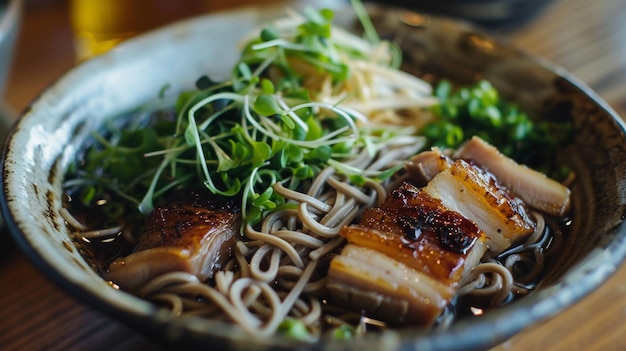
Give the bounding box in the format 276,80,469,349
68,3,424,227
331,324,356,340
277,318,313,340
423,79,573,178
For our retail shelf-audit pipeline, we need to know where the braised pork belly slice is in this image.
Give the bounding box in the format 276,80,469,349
405,148,453,187
328,182,487,326
339,225,485,288
107,197,240,292
424,158,535,253
327,159,537,326
328,244,454,326
455,136,571,217
351,184,487,285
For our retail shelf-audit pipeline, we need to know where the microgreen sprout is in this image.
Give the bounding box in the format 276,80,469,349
66,2,432,228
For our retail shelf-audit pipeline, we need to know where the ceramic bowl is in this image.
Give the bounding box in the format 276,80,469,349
3,4,626,351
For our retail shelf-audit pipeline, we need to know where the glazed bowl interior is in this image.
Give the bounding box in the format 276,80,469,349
3,4,626,351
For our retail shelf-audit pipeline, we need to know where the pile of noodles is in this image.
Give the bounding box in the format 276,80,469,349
125,161,564,339
61,8,568,340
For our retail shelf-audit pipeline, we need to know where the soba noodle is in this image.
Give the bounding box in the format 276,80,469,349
129,160,393,337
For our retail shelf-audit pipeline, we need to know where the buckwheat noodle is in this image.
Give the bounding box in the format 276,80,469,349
118,156,391,338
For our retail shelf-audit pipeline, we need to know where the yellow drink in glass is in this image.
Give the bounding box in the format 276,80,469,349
69,0,284,61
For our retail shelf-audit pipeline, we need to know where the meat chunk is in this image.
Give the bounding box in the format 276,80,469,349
424,158,535,253
327,159,537,326
107,195,241,292
405,148,453,187
455,136,571,217
355,184,487,285
328,182,488,326
327,245,454,326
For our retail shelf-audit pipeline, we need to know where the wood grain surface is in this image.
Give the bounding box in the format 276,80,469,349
1,0,625,350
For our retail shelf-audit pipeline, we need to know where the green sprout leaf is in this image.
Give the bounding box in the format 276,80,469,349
254,94,282,116
251,141,272,167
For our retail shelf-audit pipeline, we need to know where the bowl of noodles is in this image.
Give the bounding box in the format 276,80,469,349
3,2,626,350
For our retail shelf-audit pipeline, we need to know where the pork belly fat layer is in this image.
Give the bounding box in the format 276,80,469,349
376,182,487,256
329,182,488,326
327,244,453,326
424,158,535,253
351,183,487,285
107,248,193,291
106,198,241,292
456,136,571,217
405,147,453,187
340,224,486,288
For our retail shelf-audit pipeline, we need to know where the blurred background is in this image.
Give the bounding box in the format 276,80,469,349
4,0,626,117
3,0,625,117
0,0,564,118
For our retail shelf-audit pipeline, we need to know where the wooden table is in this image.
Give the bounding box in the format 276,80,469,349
2,0,626,350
